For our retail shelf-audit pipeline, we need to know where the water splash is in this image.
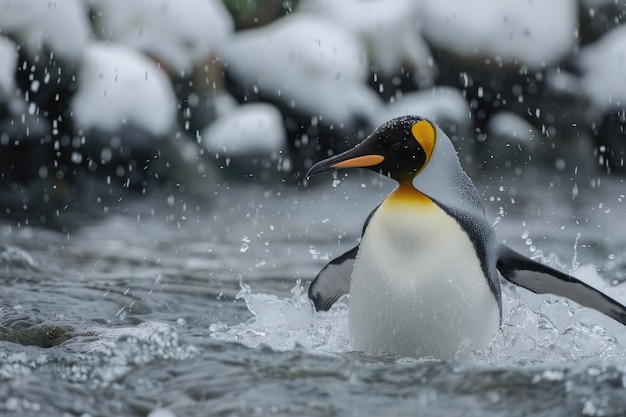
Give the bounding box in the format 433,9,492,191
210,280,350,353
0,246,39,269
211,260,626,366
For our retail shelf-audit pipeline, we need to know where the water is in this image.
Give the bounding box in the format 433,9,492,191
2,171,626,416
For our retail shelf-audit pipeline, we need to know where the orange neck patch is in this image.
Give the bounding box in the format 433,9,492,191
411,120,436,164
386,181,433,207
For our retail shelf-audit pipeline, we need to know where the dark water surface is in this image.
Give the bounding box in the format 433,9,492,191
2,170,626,416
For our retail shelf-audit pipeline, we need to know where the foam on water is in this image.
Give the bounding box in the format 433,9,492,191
57,321,199,386
211,258,626,367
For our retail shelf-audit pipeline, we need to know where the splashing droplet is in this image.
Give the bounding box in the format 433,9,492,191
240,236,250,253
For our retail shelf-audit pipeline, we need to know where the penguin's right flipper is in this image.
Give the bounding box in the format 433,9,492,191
497,244,626,325
308,205,379,311
308,244,358,311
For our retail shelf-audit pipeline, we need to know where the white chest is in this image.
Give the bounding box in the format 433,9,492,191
349,197,500,359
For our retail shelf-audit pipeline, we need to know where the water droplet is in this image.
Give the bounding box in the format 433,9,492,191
71,152,82,164
240,236,250,253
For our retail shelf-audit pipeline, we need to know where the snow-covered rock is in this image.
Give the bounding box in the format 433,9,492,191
577,25,626,119
219,14,381,128
299,0,435,87
88,0,233,73
201,103,286,155
421,0,577,69
0,36,17,95
0,0,90,59
485,111,545,170
71,43,177,136
487,112,539,149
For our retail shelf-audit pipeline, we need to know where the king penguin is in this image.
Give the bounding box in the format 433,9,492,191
306,115,626,360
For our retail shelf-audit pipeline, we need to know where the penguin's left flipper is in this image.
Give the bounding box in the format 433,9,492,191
497,244,626,325
308,244,358,311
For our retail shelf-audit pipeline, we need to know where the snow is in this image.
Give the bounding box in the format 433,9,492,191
376,86,470,127
577,25,626,118
421,0,577,69
88,0,233,73
70,43,177,136
0,0,90,59
218,14,381,127
0,36,17,95
299,0,435,87
201,103,286,155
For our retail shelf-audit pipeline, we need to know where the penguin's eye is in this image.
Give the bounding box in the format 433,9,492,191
389,142,402,152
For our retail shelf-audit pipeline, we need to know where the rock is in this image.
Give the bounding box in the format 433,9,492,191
486,112,539,170
71,42,177,136
0,35,17,97
201,103,288,180
577,25,626,121
68,43,212,194
579,0,626,44
575,25,626,172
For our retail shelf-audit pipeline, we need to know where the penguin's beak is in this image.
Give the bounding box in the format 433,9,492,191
306,147,385,178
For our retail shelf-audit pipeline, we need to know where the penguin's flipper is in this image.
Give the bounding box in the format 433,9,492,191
496,244,626,325
308,245,359,311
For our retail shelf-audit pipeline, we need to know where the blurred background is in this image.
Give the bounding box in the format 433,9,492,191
0,0,625,224
3,3,626,415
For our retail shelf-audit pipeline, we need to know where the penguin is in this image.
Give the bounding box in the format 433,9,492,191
306,115,626,360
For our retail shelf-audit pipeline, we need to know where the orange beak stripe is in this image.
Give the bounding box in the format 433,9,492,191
332,154,385,169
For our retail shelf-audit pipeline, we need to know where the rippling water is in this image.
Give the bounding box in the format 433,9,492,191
2,170,626,417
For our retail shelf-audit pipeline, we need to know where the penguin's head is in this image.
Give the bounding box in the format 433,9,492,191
307,115,436,182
